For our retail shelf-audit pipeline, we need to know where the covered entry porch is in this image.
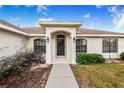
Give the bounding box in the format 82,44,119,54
39,21,82,64
51,31,71,64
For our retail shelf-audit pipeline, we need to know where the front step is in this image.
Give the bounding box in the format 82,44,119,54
52,58,70,64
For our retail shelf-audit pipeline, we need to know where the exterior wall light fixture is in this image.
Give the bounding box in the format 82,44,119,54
47,37,49,42
73,37,76,42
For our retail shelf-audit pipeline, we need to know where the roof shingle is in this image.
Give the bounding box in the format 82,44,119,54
77,28,124,35
0,19,124,35
22,27,124,35
22,27,45,34
0,19,24,31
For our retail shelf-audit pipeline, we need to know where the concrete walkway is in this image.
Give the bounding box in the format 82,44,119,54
45,64,79,88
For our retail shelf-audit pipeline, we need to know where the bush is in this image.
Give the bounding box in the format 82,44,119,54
76,53,105,64
0,50,46,80
120,52,124,60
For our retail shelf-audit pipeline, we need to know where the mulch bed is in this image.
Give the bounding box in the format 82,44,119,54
0,63,52,88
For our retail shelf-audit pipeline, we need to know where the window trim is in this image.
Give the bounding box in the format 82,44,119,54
76,38,87,53
34,38,46,54
102,38,118,53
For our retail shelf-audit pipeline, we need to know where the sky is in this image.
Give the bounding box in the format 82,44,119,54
0,5,124,32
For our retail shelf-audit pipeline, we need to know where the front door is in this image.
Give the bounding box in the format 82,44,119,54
56,34,65,56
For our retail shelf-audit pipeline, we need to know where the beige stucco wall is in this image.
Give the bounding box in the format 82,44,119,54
76,37,124,58
51,32,71,63
27,34,124,63
0,30,27,59
1,25,124,64
118,38,124,54
45,26,76,64
86,38,102,53
27,36,46,51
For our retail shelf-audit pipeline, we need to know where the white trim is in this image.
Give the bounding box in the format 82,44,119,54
39,21,82,28
0,23,46,37
30,34,124,37
0,23,28,36
39,21,82,25
28,34,46,37
76,34,124,37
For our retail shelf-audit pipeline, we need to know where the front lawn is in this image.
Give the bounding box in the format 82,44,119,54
71,64,124,88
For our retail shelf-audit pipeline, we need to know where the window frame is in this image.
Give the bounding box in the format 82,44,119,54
76,39,87,53
34,38,46,54
102,38,118,53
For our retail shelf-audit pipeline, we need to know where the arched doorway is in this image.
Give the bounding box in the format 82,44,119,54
50,31,73,63
56,34,65,56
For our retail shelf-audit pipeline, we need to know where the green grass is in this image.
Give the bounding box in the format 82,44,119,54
72,64,124,88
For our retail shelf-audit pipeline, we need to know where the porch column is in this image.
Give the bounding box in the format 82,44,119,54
71,36,76,64
46,34,51,64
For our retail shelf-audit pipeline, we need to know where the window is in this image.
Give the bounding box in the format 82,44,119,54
57,34,65,38
34,39,46,54
102,38,118,53
76,39,87,53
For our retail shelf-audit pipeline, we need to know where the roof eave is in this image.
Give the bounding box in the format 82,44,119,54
76,34,124,37
39,21,83,29
0,23,28,36
28,34,46,37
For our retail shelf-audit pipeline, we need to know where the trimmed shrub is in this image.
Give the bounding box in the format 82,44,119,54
120,52,124,60
76,53,105,64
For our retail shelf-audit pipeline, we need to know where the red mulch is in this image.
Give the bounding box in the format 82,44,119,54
0,63,52,88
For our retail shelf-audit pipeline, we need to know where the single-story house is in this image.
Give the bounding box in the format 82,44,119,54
0,19,124,64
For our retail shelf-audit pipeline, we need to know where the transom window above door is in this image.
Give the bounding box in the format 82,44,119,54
57,34,65,38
